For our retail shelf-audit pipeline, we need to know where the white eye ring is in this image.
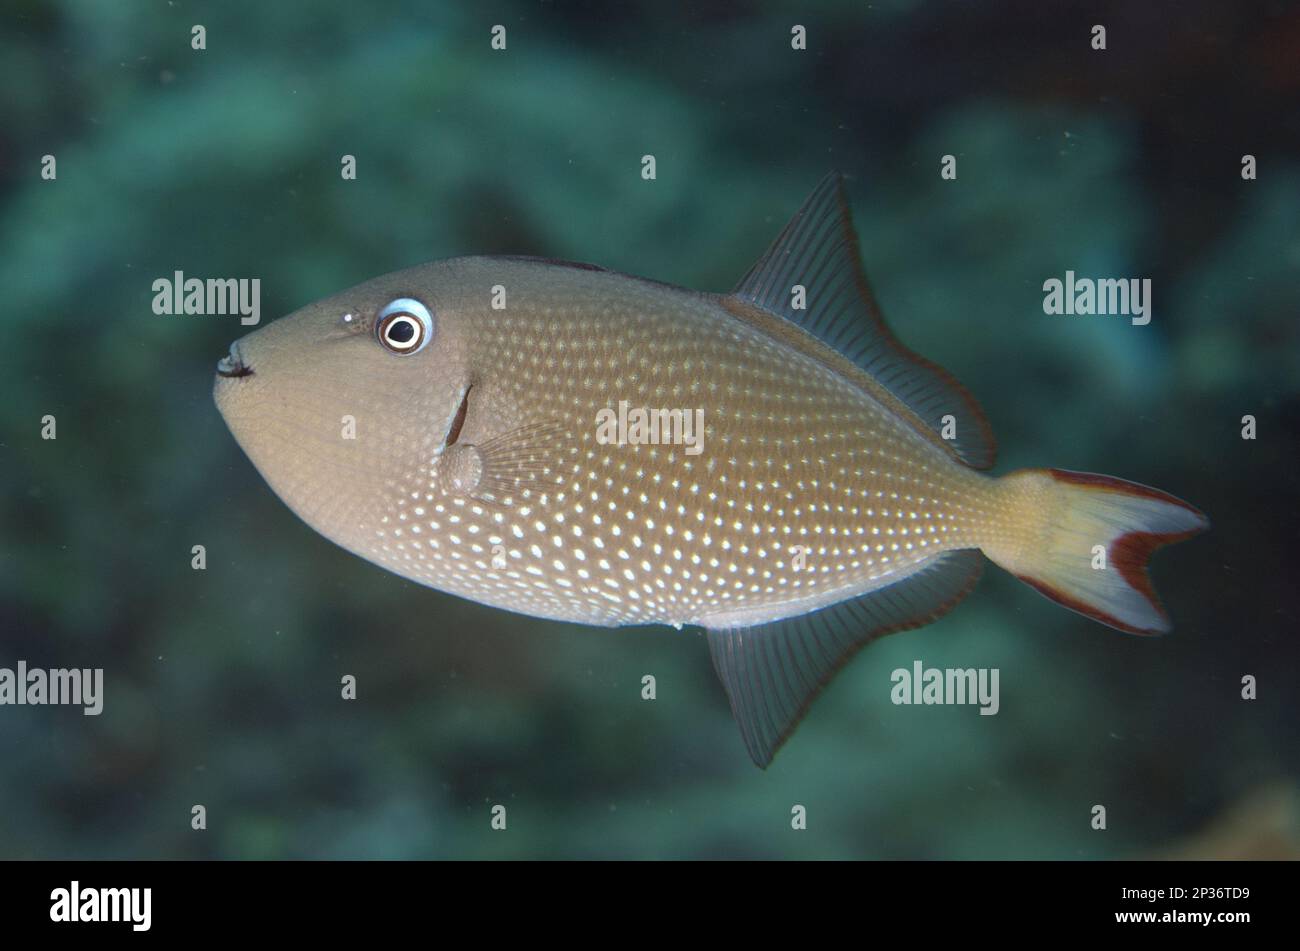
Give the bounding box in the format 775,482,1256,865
376,298,434,354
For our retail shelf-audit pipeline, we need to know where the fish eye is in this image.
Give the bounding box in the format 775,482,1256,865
375,298,434,354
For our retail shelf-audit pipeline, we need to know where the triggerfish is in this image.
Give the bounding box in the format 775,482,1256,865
214,173,1208,766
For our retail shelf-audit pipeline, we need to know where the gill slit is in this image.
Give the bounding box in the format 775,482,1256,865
446,383,471,447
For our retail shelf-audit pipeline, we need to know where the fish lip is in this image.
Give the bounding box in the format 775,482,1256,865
216,343,254,378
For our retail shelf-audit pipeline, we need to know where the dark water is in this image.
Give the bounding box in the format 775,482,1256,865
1,1,1297,859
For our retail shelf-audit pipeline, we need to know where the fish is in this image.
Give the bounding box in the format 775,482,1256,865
214,173,1208,767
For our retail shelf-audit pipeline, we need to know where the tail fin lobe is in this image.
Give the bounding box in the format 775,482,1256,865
987,468,1208,635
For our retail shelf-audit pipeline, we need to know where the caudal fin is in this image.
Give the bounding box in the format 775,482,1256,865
984,468,1209,635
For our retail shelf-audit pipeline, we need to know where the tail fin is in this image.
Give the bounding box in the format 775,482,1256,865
984,468,1209,635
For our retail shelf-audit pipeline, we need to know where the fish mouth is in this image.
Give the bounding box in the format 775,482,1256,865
216,342,254,378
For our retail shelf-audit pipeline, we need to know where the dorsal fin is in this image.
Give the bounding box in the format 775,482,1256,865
484,254,608,273
706,549,984,768
729,172,996,469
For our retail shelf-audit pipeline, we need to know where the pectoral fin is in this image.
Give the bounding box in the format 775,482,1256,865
439,419,572,506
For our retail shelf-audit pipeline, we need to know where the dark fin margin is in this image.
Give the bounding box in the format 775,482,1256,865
706,549,984,768
730,172,996,469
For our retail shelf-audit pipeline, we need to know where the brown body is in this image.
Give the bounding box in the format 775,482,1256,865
215,174,1208,765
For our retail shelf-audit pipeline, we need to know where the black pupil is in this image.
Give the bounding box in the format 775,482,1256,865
387,317,417,345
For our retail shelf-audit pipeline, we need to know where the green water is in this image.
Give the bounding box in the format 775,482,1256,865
1,1,1296,859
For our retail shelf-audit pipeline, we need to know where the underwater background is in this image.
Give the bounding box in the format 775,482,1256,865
1,0,1297,859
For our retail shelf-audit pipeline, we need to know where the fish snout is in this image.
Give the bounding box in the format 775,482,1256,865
216,341,254,379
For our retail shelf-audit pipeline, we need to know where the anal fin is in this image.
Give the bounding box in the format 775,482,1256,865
706,549,983,768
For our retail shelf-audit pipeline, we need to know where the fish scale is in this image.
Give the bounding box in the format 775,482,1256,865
215,172,1208,766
